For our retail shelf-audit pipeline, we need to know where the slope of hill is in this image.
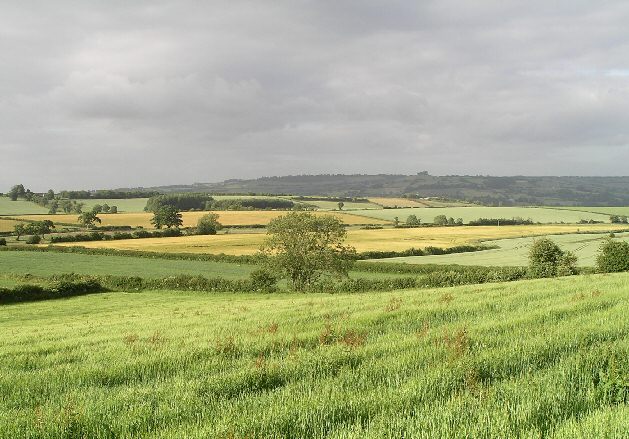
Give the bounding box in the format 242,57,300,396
139,174,629,206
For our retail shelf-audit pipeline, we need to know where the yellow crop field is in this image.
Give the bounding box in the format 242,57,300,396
11,211,389,228
0,219,24,233
54,223,627,255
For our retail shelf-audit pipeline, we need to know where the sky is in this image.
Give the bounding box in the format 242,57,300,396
2,1,629,191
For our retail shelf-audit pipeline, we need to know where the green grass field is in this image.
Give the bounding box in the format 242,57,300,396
549,207,629,217
75,198,149,213
1,273,627,437
351,206,612,224
378,231,629,267
0,197,48,215
0,250,407,282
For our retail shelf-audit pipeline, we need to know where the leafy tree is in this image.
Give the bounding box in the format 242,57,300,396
393,216,400,226
151,206,183,229
14,223,26,240
48,200,59,214
78,211,101,228
528,238,577,278
109,206,118,214
0,238,6,246
8,184,26,201
596,239,629,273
92,204,103,214
45,189,55,201
26,220,55,238
197,213,222,235
406,215,420,226
260,212,356,291
101,204,110,213
433,215,448,226
337,201,344,210
455,218,464,225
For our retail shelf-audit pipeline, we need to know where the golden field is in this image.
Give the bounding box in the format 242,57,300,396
0,219,25,233
11,211,390,228
54,224,627,255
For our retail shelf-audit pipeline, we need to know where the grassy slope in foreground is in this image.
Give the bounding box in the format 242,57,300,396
54,224,629,255
379,231,629,267
0,250,405,281
1,274,628,438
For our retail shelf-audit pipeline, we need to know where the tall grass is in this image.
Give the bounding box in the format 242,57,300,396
0,273,627,437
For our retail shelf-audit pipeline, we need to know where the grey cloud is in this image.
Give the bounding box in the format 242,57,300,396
2,0,629,191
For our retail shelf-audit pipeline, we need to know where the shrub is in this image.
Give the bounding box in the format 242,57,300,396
197,213,222,235
0,238,6,246
25,235,42,245
528,238,577,278
249,269,278,292
596,239,629,273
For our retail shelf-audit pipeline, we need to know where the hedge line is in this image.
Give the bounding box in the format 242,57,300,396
355,244,495,260
0,243,494,266
0,279,104,304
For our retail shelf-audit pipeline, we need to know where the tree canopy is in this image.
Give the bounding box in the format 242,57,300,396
260,212,356,291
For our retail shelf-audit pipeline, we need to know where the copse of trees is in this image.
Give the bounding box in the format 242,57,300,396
60,190,160,199
145,194,214,212
528,238,578,278
13,221,55,240
204,199,294,210
260,212,356,291
609,215,629,224
468,217,534,226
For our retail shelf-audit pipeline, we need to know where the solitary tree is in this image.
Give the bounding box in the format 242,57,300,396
596,239,629,273
92,204,103,214
78,211,101,228
14,223,26,240
197,213,222,235
260,212,356,291
8,184,26,201
109,205,118,214
337,201,344,210
151,206,182,229
45,189,55,200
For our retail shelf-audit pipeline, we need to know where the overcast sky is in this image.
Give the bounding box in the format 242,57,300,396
2,1,629,191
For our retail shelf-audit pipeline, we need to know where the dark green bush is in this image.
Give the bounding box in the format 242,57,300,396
0,238,6,246
528,238,577,278
249,269,279,292
596,239,629,273
25,235,41,244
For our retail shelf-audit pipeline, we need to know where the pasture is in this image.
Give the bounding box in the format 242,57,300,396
1,273,627,437
352,206,612,224
380,231,629,267
11,211,390,229
54,224,627,255
75,198,149,213
0,197,48,215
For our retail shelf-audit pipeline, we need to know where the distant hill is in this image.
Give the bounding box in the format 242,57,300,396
125,174,629,206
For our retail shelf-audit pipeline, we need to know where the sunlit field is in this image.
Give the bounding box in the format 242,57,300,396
351,206,613,224
377,231,629,267
0,197,48,215
12,211,391,228
54,224,627,255
1,274,627,437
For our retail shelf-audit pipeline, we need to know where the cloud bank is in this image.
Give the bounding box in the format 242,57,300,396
2,1,629,190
